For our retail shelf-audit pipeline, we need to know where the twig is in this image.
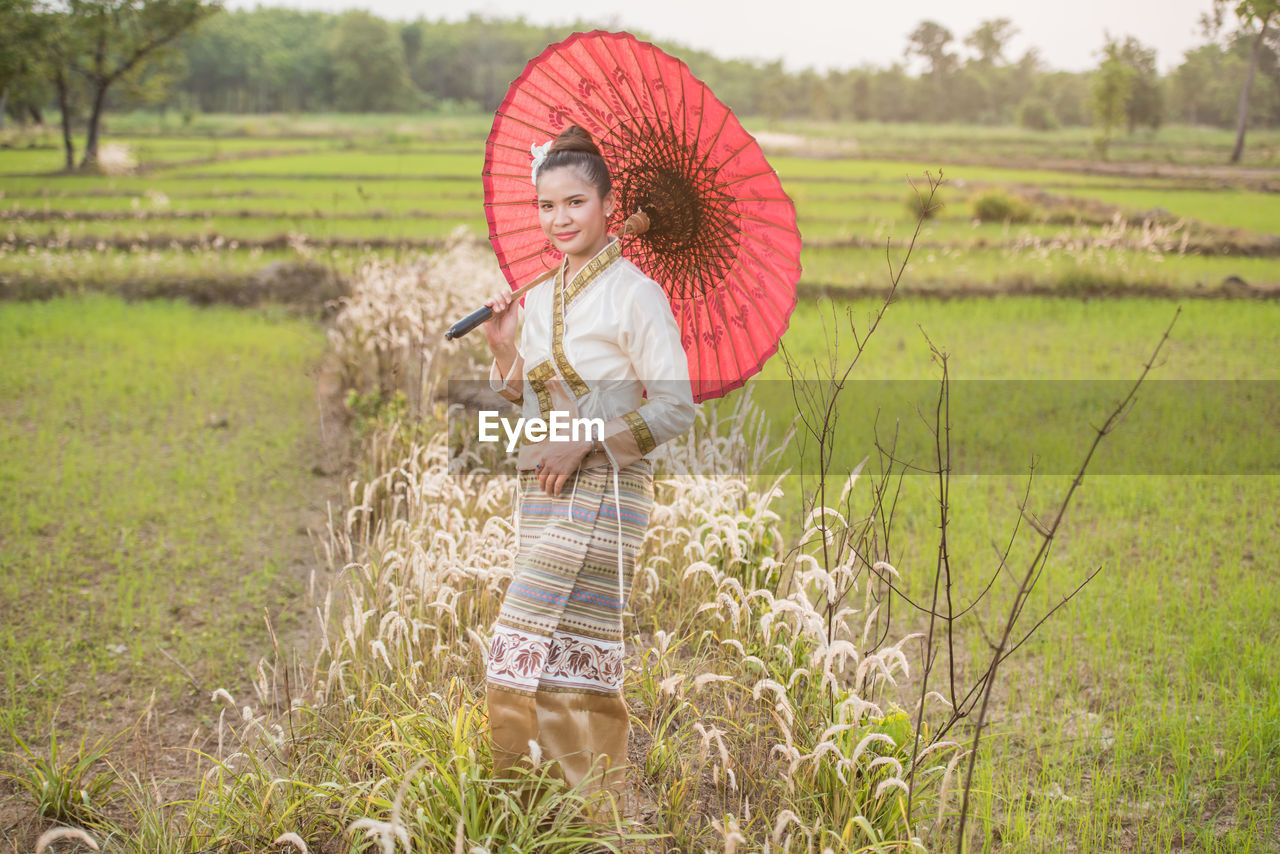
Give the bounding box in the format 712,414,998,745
157,646,205,695
954,305,1182,851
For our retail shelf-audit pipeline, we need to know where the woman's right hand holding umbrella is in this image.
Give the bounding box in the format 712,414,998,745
484,292,520,374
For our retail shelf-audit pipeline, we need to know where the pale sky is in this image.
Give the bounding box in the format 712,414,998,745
228,0,1217,73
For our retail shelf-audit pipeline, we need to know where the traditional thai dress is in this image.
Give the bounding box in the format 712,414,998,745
485,237,695,796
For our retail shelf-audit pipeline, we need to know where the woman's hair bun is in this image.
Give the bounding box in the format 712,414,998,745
550,125,603,158
537,124,612,197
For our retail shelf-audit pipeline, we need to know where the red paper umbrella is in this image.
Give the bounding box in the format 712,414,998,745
482,30,801,403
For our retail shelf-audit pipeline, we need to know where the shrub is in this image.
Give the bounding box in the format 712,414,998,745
906,187,944,220
1017,96,1059,131
972,190,1033,223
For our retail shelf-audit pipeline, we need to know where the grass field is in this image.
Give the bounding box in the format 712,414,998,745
0,295,332,748
749,298,1280,849
1,114,1278,851
4,116,1279,303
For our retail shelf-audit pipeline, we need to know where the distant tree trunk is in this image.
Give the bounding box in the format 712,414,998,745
0,87,8,130
28,104,43,124
1231,16,1271,164
80,82,109,170
55,69,75,171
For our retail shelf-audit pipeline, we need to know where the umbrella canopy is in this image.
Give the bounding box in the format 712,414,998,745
483,30,801,403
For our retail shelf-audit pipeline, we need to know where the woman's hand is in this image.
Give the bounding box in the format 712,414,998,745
537,438,593,497
483,291,520,362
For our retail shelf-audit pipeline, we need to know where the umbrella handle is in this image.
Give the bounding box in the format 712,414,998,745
444,305,493,340
444,268,558,341
623,208,650,237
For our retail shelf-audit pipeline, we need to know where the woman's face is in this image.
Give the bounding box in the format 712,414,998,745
537,166,615,266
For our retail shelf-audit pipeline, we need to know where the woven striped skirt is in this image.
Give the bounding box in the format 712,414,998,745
485,459,653,797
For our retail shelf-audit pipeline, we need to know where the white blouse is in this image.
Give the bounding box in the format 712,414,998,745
489,237,696,471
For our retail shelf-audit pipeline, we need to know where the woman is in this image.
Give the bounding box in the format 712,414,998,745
481,125,695,799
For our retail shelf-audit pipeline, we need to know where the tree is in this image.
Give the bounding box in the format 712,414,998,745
0,0,43,127
1091,37,1136,157
48,0,219,170
906,20,958,77
1113,36,1163,132
329,10,416,111
906,20,957,119
1218,0,1280,161
965,18,1017,66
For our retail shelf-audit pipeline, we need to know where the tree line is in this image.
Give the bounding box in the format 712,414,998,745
2,0,1278,170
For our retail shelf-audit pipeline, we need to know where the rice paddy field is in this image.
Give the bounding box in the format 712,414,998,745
0,114,1277,852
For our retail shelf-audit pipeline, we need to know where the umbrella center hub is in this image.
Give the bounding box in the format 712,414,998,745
603,122,740,301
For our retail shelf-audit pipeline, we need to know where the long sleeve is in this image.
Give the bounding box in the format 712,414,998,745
489,353,525,405
599,278,696,469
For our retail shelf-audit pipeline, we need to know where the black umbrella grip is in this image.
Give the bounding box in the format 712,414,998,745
445,304,494,340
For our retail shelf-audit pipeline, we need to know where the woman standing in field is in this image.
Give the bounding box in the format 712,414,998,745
481,125,695,800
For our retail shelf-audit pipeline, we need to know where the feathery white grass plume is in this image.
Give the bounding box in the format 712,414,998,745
35,827,99,853
274,832,309,853
916,690,954,712
874,777,909,799
850,732,895,765
871,560,899,578
527,739,543,765
818,722,860,743
712,815,746,854
693,672,733,689
937,748,973,827
804,742,849,783
347,818,409,854
659,674,686,697
693,722,730,766
839,456,869,503
867,755,903,777
752,678,794,726
771,809,806,844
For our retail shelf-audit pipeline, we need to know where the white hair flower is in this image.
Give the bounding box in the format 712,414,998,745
530,140,552,186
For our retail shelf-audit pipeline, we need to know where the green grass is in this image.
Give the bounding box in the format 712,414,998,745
1,119,1279,850
1060,186,1280,235
800,245,1280,291
0,294,329,736
159,149,482,179
747,297,1280,850
759,118,1280,167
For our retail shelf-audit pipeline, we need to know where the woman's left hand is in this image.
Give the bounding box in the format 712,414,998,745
537,439,593,497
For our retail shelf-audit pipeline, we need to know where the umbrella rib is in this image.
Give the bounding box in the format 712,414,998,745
725,235,802,333
525,53,619,137
490,222,544,238
718,167,785,189
646,39,687,156
707,272,752,392
493,110,556,136
733,226,804,286
728,209,802,233
626,36,680,147
725,265,793,359
693,105,732,176
721,268,768,389
502,244,561,271
577,34,651,128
